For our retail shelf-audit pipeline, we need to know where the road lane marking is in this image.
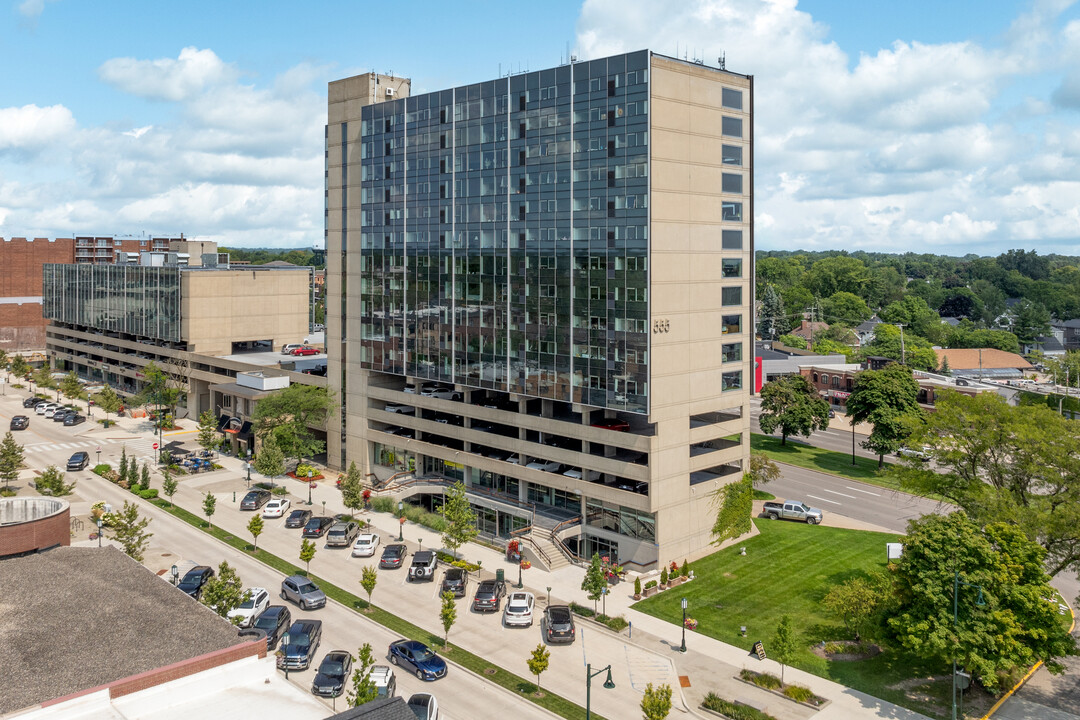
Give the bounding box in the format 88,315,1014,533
845,486,881,496
805,494,842,505
822,489,857,499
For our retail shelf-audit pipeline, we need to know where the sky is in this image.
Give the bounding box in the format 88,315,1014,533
1,0,1078,255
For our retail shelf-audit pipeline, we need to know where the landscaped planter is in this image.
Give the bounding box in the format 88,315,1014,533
287,471,325,480
734,670,829,710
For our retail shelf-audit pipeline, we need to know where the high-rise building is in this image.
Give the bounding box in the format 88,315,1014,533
326,51,752,568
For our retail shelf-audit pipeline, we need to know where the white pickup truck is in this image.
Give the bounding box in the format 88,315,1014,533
762,499,824,525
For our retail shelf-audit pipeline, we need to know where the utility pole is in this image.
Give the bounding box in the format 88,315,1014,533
895,324,906,365
978,348,983,383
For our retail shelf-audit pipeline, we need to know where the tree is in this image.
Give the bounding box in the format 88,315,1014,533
112,501,153,562
137,361,183,424
59,371,82,401
641,683,673,720
822,291,872,326
360,565,377,605
253,434,285,485
196,410,221,454
0,431,25,489
757,284,790,339
880,295,943,343
35,466,75,496
300,538,317,574
711,474,752,543
822,573,890,642
1009,299,1052,346
252,384,334,466
140,462,151,491
527,643,550,692
845,362,924,468
202,492,217,528
93,386,123,425
777,333,808,350
861,323,939,370
439,590,457,649
34,365,55,390
892,391,1080,579
341,461,364,516
771,615,798,684
581,552,608,614
805,255,869,298
889,512,1077,692
441,480,478,557
201,561,245,622
747,452,780,487
757,374,830,445
347,643,379,707
248,513,264,552
10,355,30,379
161,470,178,506
938,356,951,376
118,446,130,485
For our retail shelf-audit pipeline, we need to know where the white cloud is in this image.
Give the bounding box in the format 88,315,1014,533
99,47,236,102
17,0,57,20
0,104,75,149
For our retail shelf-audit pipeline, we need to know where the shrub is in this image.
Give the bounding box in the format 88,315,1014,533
295,462,320,478
823,641,849,654
271,486,288,496
740,669,782,690
681,560,690,578
598,614,629,632
634,577,642,595
782,685,815,703
702,693,779,720
370,496,396,513
92,463,112,477
138,488,159,499
570,601,596,618
644,580,658,590
660,567,669,585
0,486,15,497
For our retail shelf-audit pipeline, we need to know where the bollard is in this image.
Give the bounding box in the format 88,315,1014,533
233,491,236,503
629,621,632,639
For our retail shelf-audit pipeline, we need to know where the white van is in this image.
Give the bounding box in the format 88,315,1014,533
281,344,303,355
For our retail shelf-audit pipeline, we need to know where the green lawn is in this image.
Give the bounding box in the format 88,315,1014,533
751,433,904,489
634,521,960,719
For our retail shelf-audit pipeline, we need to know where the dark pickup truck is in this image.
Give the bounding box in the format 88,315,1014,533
762,500,823,525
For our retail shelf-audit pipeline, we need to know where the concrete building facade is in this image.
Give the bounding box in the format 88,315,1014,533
326,52,752,569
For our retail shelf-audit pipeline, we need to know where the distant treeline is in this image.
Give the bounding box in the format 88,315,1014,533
220,247,323,268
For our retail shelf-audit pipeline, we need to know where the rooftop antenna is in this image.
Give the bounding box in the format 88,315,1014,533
718,52,726,70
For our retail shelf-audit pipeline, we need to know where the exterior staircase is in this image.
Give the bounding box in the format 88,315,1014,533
527,530,573,571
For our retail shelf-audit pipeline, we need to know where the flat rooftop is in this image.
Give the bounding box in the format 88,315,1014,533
0,546,244,715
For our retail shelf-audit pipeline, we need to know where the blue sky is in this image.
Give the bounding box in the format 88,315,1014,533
2,0,1078,254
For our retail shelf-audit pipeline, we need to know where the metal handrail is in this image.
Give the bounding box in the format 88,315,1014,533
549,516,585,565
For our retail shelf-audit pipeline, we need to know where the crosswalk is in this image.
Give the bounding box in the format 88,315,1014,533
22,437,159,465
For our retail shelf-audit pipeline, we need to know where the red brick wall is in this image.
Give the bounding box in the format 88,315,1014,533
0,237,74,350
0,505,70,557
107,641,266,699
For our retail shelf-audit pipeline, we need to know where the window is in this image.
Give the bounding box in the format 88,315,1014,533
722,88,743,110
722,173,743,194
722,230,743,249
722,258,742,278
832,376,840,387
722,342,742,363
821,375,829,385
722,202,742,222
721,117,743,138
722,287,742,306
722,144,742,166
722,370,743,392
722,314,742,334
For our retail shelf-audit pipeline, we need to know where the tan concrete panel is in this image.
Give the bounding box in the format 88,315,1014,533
650,65,691,103
651,129,691,164
650,191,690,223
649,99,690,133
651,160,690,193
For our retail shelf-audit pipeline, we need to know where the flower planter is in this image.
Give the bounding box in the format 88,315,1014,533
643,585,659,598
733,671,829,710
287,471,325,481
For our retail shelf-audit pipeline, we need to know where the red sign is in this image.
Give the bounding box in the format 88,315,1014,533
152,443,159,450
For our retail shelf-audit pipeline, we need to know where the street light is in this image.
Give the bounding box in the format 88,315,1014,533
96,519,103,547
680,597,688,652
171,564,179,586
307,469,314,506
952,571,986,720
96,446,101,466
585,663,615,719
245,462,251,489
398,501,404,541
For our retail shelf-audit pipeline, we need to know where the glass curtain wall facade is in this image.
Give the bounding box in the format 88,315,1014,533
42,263,182,341
357,50,650,414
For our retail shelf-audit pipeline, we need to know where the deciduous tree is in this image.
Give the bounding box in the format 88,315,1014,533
641,682,673,720
162,470,178,505
771,615,798,684
59,371,82,401
201,561,245,622
93,386,123,424
196,409,221,454
757,374,830,445
347,643,378,707
441,480,478,557
252,384,334,466
822,572,891,642
0,431,25,489
340,461,364,516
253,435,285,484
248,513,264,552
845,362,924,467
112,501,152,562
581,552,608,614
300,538,316,574
202,492,217,528
747,453,780,487
360,565,377,605
439,590,457,649
527,643,550,692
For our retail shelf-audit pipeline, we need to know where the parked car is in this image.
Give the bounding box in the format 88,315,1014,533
9,415,29,431
591,417,630,432
22,397,44,409
51,408,70,422
280,575,327,610
291,346,319,356
525,459,561,472
281,344,304,355
407,551,438,582
277,619,323,671
263,498,291,518
440,567,468,598
285,509,313,529
66,451,90,471
40,403,61,417
542,605,576,644
471,579,506,613
311,650,352,697
369,665,397,699
388,639,447,681
762,500,823,524
63,414,86,427
503,591,535,627
326,521,361,548
252,605,291,651
229,587,270,627
178,565,214,599
302,516,335,538
240,489,272,511
407,693,440,720
420,386,461,400
352,532,381,557
898,445,932,462
385,404,416,414
380,544,408,569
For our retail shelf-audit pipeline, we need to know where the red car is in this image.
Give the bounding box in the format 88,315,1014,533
291,346,319,356
591,417,630,432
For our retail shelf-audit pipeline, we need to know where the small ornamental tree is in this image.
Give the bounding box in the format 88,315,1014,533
196,409,221,454
527,643,550,691
140,462,151,491
347,643,378,707
771,614,798,684
581,552,608,614
641,683,674,720
94,386,123,425
0,431,26,489
203,492,217,528
36,466,75,496
248,513,265,552
10,355,30,379
60,371,82,401
112,501,153,562
441,480,478,558
253,434,285,485
341,460,364,516
161,470,178,506
439,590,457,649
118,446,130,485
360,565,378,605
300,538,317,574
748,452,781,487
201,561,245,621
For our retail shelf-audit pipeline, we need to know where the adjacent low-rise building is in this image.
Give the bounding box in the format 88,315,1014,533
799,361,1009,410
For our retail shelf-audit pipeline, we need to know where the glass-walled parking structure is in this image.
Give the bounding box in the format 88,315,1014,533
42,264,182,342
356,50,651,414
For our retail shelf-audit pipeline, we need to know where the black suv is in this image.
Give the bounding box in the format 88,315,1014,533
472,579,506,612
543,605,576,644
252,605,291,650
440,567,468,598
178,565,215,599
240,489,272,511
66,451,90,471
311,650,353,697
302,516,335,538
379,544,408,569
9,416,29,431
63,414,86,427
22,397,44,409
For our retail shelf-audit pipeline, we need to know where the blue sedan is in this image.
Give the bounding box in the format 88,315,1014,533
388,639,447,681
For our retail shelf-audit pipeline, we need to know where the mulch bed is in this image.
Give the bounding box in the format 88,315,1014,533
811,640,882,661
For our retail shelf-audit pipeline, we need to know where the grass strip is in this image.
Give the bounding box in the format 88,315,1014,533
151,498,601,720
750,433,902,487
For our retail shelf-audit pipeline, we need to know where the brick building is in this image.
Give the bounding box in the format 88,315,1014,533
798,361,1005,410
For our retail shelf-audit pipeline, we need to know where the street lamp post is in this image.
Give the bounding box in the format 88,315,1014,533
585,663,615,720
96,446,101,466
398,501,404,541
418,538,423,553
307,469,314,506
171,564,179,586
680,597,688,652
952,570,986,720
96,519,103,547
